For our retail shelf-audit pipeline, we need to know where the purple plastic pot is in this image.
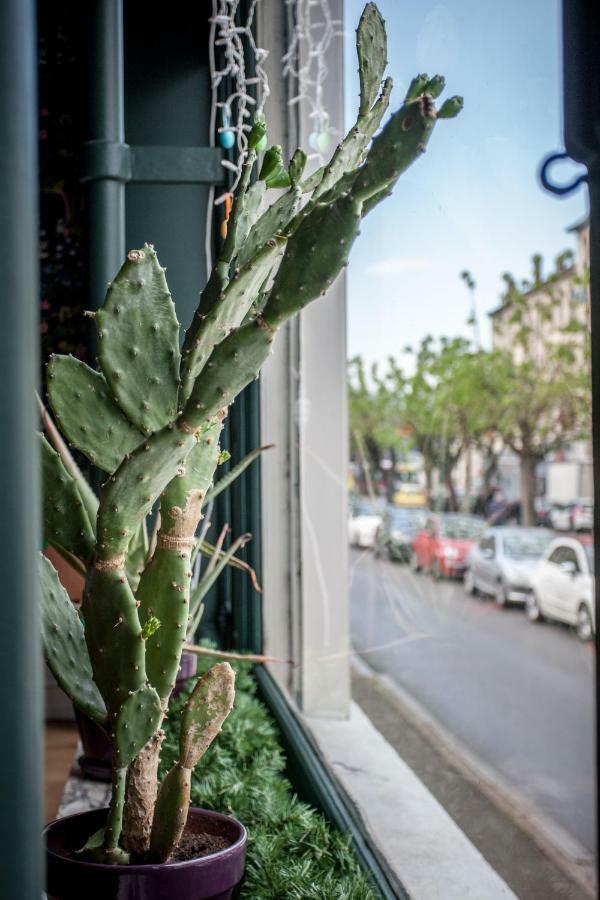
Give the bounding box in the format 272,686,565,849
76,651,198,781
45,806,247,900
74,707,112,781
171,649,198,697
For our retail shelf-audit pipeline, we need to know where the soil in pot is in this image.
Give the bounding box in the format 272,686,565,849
171,831,230,862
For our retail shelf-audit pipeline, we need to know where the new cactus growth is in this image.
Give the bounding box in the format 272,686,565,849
40,2,462,865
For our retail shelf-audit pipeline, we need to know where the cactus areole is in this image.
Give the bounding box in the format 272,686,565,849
40,2,462,876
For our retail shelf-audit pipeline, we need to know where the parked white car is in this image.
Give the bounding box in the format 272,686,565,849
527,536,595,640
549,499,593,532
464,527,554,606
571,499,594,532
348,499,383,549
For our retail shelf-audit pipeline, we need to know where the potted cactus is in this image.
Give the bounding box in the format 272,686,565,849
41,5,462,898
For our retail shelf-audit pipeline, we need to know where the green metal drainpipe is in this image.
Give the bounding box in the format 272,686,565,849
0,0,43,896
87,0,126,318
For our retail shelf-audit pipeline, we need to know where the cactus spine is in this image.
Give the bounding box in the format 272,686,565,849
39,2,462,864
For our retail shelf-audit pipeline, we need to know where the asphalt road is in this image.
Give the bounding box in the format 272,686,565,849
350,548,597,854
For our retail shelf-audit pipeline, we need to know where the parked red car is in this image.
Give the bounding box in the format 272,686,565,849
410,513,485,578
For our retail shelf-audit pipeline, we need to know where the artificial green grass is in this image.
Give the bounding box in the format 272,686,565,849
161,658,377,899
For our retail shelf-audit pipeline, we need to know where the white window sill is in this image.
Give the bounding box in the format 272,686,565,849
304,701,516,900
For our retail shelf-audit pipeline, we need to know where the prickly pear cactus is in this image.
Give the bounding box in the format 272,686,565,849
38,1,462,864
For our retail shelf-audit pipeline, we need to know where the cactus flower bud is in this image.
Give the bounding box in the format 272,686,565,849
423,74,445,98
288,149,308,187
259,145,284,182
248,114,267,150
437,95,464,119
405,73,430,101
141,616,161,640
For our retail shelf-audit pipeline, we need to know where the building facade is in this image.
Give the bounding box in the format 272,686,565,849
489,220,592,505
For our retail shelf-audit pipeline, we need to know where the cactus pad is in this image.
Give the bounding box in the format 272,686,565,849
179,663,236,768
352,94,438,204
312,76,392,202
39,553,107,724
113,684,163,768
184,320,274,428
96,245,181,434
236,188,300,270
97,426,197,559
139,424,222,699
232,180,266,260
264,194,362,328
148,763,191,862
41,434,95,564
149,663,235,862
182,235,286,395
47,355,144,472
83,568,147,715
357,3,387,115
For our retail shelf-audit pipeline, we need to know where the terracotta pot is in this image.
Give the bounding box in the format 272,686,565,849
76,651,198,781
45,806,246,900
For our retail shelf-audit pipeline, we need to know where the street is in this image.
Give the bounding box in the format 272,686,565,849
350,548,597,855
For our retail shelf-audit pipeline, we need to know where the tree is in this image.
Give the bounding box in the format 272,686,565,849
385,337,500,509
493,254,590,525
348,356,408,498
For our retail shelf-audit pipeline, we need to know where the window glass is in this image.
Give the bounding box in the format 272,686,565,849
345,0,595,894
503,531,553,559
439,516,483,540
561,547,580,570
549,546,567,565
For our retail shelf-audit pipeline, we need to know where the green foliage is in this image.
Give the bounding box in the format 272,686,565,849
491,254,590,522
349,337,507,507
349,251,590,518
161,658,377,899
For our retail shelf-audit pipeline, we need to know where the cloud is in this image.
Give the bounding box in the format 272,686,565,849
364,257,428,276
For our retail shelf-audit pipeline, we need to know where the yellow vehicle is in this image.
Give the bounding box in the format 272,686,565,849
392,464,427,508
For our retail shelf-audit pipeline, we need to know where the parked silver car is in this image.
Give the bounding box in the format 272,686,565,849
464,527,554,607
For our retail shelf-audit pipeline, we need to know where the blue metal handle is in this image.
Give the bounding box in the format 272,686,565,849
539,150,588,196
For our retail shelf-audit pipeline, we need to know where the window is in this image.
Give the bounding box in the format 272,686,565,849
548,545,579,569
562,547,580,571
480,536,495,555
339,1,597,897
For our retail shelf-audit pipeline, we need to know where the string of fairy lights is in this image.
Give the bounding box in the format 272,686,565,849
200,0,342,590
208,0,341,206
282,0,342,159
208,0,270,205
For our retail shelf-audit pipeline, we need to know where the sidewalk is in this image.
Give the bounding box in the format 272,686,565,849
352,657,596,900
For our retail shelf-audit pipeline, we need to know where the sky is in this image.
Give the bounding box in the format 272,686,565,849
343,0,587,371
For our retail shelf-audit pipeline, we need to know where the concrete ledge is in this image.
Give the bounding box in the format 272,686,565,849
305,702,517,900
